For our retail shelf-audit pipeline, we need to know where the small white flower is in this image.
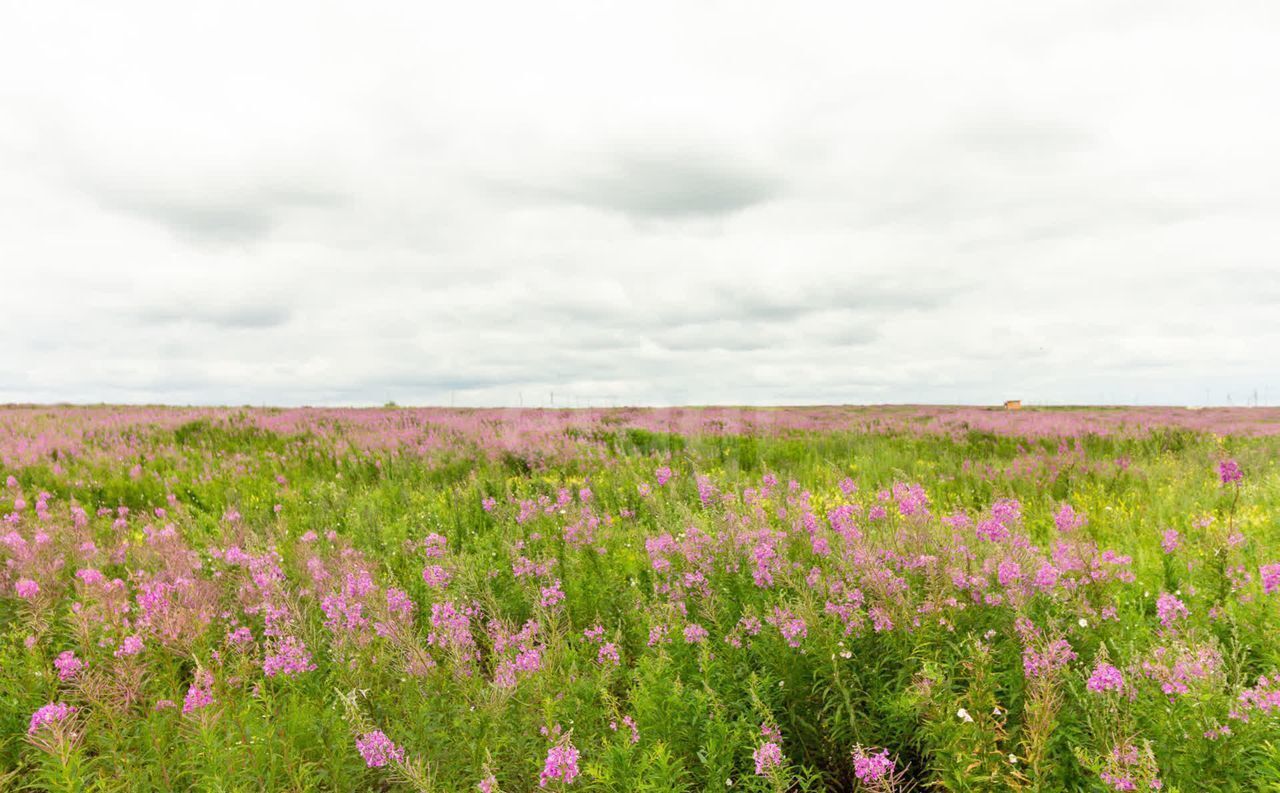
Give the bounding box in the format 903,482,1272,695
957,708,973,723
1078,618,1088,628
1008,754,1018,764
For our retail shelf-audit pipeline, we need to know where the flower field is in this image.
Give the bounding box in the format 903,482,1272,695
2,405,1279,791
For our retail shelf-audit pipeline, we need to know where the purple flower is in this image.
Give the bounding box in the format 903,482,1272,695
28,702,76,735
539,741,580,787
114,634,145,658
263,636,317,678
1054,503,1086,533
539,580,566,608
753,741,784,775
54,650,84,681
997,559,1023,588
1023,638,1077,679
1160,529,1180,554
1262,564,1280,595
422,564,452,589
852,746,895,784
1219,459,1243,484
683,623,708,644
597,642,620,666
356,730,405,768
1155,592,1188,628
1087,662,1126,694
14,578,39,599
183,671,215,714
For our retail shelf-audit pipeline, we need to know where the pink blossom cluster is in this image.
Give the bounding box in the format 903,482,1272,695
355,730,405,768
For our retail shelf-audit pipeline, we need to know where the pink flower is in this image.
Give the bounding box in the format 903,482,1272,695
263,636,317,678
14,578,39,600
655,466,673,486
114,634,145,658
539,740,580,787
28,702,76,734
182,680,214,714
1087,662,1126,694
1219,459,1243,484
54,650,84,681
597,642,620,666
852,746,895,784
683,623,708,644
356,730,405,768
1023,638,1077,679
1054,503,1086,533
753,741,784,775
1155,593,1188,628
1260,564,1280,595
539,580,566,608
1160,529,1179,554
421,563,452,588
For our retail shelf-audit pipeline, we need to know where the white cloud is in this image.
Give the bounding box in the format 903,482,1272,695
1,0,1278,407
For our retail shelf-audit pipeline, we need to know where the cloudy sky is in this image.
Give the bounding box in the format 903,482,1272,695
2,1,1278,407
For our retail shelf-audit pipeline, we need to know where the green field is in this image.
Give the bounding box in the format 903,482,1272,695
2,406,1279,791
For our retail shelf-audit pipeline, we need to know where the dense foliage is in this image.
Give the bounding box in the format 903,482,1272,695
2,406,1279,791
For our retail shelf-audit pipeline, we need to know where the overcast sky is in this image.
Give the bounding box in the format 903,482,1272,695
2,1,1278,407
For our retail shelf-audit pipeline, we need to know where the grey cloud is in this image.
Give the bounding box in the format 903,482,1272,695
542,149,782,220
137,303,292,330
949,112,1095,160
91,185,343,244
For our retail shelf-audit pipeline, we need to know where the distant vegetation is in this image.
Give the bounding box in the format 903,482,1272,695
2,405,1279,791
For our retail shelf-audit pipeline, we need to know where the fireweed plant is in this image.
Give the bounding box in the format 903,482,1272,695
0,405,1279,791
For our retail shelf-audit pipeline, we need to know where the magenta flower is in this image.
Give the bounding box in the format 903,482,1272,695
1155,593,1189,628
539,740,580,787
597,642,620,666
356,730,405,768
114,634,145,658
53,650,84,681
1087,662,1126,694
1160,529,1180,554
14,578,39,600
181,680,213,711
539,580,566,608
1218,459,1243,484
655,466,673,486
683,623,708,644
28,702,76,735
422,564,452,589
1261,564,1280,595
1054,503,1086,533
753,741,784,775
852,746,895,784
1023,638,1078,679
262,636,317,678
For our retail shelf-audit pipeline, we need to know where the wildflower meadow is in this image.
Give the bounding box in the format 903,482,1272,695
2,404,1279,791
